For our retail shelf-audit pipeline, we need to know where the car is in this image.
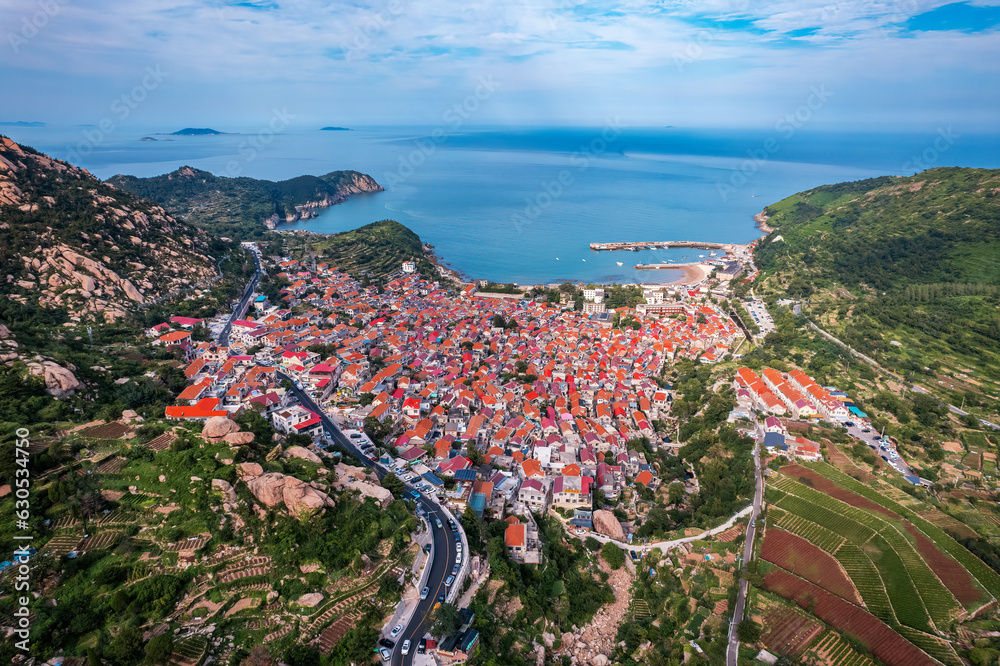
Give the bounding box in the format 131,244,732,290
410,490,421,499
629,550,638,561
418,638,427,654
401,640,411,655
390,624,403,637
861,428,871,433
437,593,445,604
424,543,432,553
379,647,392,661
455,551,462,564
421,586,429,599
379,638,396,649
456,542,463,552
445,575,455,586
436,519,443,529
452,564,460,575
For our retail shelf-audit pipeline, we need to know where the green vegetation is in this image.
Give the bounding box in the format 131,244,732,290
107,166,382,238
754,167,1000,421
601,541,625,570
274,219,446,283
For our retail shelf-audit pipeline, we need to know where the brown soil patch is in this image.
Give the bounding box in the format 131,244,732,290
761,529,862,604
902,523,984,607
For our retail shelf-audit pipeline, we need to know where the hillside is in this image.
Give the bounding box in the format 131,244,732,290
275,219,450,283
752,460,1000,666
107,166,383,236
0,137,222,324
753,167,1000,412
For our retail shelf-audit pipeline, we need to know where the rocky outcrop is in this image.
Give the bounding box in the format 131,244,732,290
295,592,324,608
224,431,255,445
592,510,626,541
285,446,323,465
26,360,82,397
237,462,263,479
331,463,393,507
202,416,240,442
246,472,336,518
211,479,238,507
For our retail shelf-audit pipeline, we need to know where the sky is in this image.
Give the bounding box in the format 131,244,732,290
1,0,999,131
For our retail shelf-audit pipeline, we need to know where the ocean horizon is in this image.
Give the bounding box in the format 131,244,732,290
6,125,1000,285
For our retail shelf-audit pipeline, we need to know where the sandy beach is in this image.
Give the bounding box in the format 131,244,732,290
645,262,713,287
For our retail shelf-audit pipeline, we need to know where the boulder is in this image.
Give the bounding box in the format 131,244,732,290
212,479,238,504
561,632,574,648
247,473,287,507
285,446,322,465
121,409,139,423
158,475,166,482
202,416,239,442
295,592,324,608
237,462,263,479
223,431,254,445
26,360,82,397
592,510,625,541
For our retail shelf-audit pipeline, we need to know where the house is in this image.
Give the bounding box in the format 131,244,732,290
517,478,550,513
165,397,229,421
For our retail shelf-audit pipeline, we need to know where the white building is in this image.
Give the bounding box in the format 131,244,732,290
402,261,416,274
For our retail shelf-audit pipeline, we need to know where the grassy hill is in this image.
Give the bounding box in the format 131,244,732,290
753,167,1000,414
108,166,383,237
277,219,448,284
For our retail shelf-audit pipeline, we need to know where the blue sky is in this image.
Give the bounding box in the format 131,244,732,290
1,0,999,130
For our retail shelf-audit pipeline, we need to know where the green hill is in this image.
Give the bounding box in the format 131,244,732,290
753,167,1000,402
107,166,383,237
277,219,446,283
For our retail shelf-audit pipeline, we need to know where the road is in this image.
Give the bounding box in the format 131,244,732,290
844,423,914,477
279,375,464,666
727,441,763,666
218,245,263,348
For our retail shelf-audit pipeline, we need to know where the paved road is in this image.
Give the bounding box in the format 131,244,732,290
279,375,463,666
845,423,914,477
218,246,262,348
727,441,763,666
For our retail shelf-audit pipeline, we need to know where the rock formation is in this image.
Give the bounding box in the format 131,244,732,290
202,416,240,442
246,472,336,518
285,446,323,465
592,510,626,541
26,360,82,397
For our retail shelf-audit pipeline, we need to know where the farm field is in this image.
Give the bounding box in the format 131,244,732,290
759,605,823,658
762,569,937,666
804,631,878,666
760,529,861,604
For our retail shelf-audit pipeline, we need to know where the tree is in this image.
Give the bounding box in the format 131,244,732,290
240,646,276,666
737,619,762,643
110,626,144,662
381,472,404,497
601,541,625,570
144,634,174,665
433,602,463,637
668,482,685,506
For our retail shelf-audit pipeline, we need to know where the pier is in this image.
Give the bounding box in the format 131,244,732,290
635,262,706,270
590,240,731,252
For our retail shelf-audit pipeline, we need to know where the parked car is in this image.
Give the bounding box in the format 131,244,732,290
418,638,427,654
445,575,455,586
379,648,391,661
452,564,460,575
379,638,395,649
421,586,429,599
390,624,403,637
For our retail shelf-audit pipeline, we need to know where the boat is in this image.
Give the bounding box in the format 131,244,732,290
556,257,559,261
616,261,623,266
582,259,586,262
699,254,705,258
709,251,717,257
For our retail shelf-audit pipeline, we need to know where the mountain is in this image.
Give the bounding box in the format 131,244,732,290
107,166,384,235
320,126,350,131
753,167,1000,403
170,127,226,135
0,136,221,324
0,121,46,127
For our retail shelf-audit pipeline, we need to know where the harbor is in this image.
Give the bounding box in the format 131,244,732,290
590,240,732,252
635,262,706,270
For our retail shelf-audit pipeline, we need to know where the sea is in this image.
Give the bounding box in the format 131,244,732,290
5,124,1000,285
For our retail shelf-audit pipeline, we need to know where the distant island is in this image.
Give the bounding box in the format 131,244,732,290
0,120,46,127
321,126,351,131
167,128,228,136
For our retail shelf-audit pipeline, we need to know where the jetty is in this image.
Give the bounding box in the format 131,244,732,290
590,240,731,252
635,262,706,270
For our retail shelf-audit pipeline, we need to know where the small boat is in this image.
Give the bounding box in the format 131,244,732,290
616,261,623,267
582,259,586,262
556,257,560,261
709,251,717,257
699,254,705,258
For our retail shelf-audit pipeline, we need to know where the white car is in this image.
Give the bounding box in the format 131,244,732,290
390,624,403,637
401,640,411,655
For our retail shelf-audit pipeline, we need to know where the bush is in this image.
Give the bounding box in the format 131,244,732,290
601,542,625,570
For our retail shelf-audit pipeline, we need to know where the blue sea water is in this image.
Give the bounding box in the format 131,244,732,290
5,124,999,284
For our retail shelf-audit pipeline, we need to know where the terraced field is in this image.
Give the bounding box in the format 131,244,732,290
760,605,823,658
769,506,846,553
805,631,878,666
761,529,861,604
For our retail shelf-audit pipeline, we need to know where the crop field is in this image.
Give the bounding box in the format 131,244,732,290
769,507,846,553
759,605,823,658
805,631,877,666
761,529,861,604
770,471,970,632
763,569,936,666
78,422,132,440
801,462,1000,603
778,464,899,521
895,626,964,666
833,544,895,623
145,432,176,451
